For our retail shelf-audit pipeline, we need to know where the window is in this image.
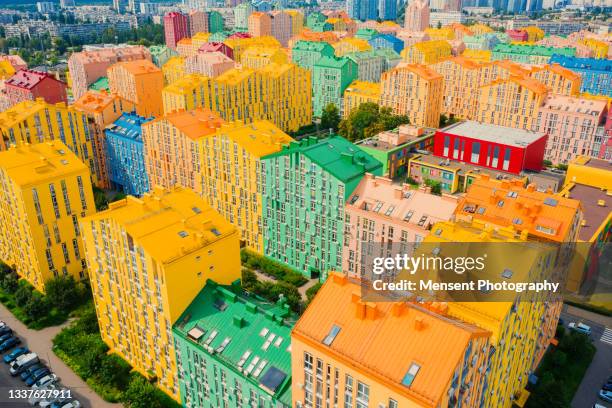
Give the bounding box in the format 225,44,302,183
443,135,450,156
471,142,480,163
344,375,353,408
323,325,341,346
401,363,420,387
356,382,369,408
389,399,398,408
503,148,511,171
49,183,60,218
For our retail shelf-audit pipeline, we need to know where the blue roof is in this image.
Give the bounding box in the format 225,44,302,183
549,55,612,72
105,112,154,142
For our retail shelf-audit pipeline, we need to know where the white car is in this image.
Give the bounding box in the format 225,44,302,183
32,374,58,390
39,395,71,408
28,384,58,406
568,322,592,336
0,321,5,328
58,401,81,408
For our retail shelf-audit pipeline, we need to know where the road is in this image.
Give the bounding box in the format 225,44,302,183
561,305,612,408
0,303,121,408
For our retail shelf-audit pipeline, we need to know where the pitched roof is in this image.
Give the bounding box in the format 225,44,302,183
6,69,64,89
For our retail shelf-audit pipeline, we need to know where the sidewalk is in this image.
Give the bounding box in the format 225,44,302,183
564,304,612,327
0,303,121,408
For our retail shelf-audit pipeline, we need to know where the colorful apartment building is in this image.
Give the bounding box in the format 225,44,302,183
142,108,224,192
491,44,576,65
73,90,136,189
506,29,528,42
342,80,381,118
185,52,235,77
462,33,500,51
161,63,312,133
343,174,458,276
291,40,335,71
270,11,292,47
535,95,608,165
67,45,151,100
549,56,612,97
80,186,241,401
291,272,491,408
234,3,254,30
107,59,164,117
173,280,293,408
401,40,451,65
461,49,491,63
368,34,405,54
432,121,547,174
149,45,178,68
0,99,96,184
188,10,208,36
105,112,153,196
0,141,94,293
286,10,305,36
248,12,272,38
579,38,609,59
357,124,434,177
198,42,234,60
528,64,581,96
162,56,187,84
404,0,429,31
5,69,67,106
87,77,109,93
261,136,382,278
164,12,190,49
199,120,293,253
224,35,280,64
332,38,372,57
241,46,287,69
345,50,385,83
355,28,379,41
372,48,402,70
312,56,357,117
380,64,443,128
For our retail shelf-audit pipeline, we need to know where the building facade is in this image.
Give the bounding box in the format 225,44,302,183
312,56,358,117
5,69,67,106
164,12,190,50
107,59,164,117
549,56,612,98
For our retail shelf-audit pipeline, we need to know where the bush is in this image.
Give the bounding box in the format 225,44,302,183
99,355,131,389
1,272,18,292
241,249,308,287
425,179,442,195
122,375,162,408
406,177,419,186
14,284,33,308
23,292,49,320
306,282,322,303
45,275,83,310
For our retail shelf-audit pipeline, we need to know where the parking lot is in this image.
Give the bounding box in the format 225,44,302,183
0,361,31,408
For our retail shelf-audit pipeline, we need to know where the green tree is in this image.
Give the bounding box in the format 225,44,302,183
99,355,131,388
306,282,322,303
339,102,410,142
320,103,341,132
425,179,442,195
122,375,162,408
1,273,18,292
14,284,32,308
23,293,48,320
45,275,81,310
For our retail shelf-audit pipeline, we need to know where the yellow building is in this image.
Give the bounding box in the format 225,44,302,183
162,64,312,133
343,80,381,118
107,59,164,117
528,64,581,96
332,37,372,56
176,32,212,57
0,99,97,184
470,23,493,35
579,38,609,59
0,141,95,292
523,26,545,42
224,35,280,63
285,10,304,36
142,108,224,192
401,40,452,64
199,120,293,252
0,59,16,79
475,75,548,130
80,186,241,401
425,27,455,40
461,48,491,62
241,46,288,69
162,56,187,84
380,64,443,128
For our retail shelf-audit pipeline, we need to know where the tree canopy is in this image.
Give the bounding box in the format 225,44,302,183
338,102,410,142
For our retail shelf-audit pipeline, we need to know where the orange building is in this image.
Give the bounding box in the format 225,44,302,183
248,12,272,37
380,64,443,128
291,272,491,408
72,90,136,188
142,108,224,192
528,63,581,96
107,59,164,117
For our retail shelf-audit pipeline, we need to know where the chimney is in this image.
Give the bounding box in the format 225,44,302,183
355,302,366,320
391,303,405,317
394,188,403,199
527,184,536,192
480,174,490,181
365,303,378,320
414,317,425,330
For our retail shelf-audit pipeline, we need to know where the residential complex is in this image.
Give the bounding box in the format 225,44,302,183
549,56,612,97
4,69,67,106
342,80,380,118
312,56,357,117
107,59,164,118
0,141,94,292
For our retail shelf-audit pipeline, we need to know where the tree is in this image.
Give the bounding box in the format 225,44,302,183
45,275,81,310
23,293,48,320
320,103,340,132
99,355,131,388
14,284,32,308
339,102,409,142
425,179,442,195
1,273,18,292
306,282,322,303
122,375,162,408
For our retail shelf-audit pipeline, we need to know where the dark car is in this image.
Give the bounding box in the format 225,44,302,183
3,347,28,364
0,333,12,344
20,363,45,381
0,326,11,336
25,367,51,387
603,382,612,392
0,336,20,353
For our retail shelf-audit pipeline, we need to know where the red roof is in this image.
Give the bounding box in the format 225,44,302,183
198,42,227,52
227,32,251,39
5,69,62,90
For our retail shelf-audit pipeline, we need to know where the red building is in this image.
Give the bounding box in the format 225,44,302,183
164,12,189,50
433,121,547,174
507,29,528,42
198,42,234,60
4,69,67,105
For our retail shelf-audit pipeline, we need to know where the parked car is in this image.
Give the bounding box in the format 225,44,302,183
603,382,612,392
0,325,11,336
3,346,28,363
32,374,58,390
0,320,6,328
9,353,39,376
600,389,612,403
25,367,51,386
0,332,13,344
0,336,20,352
40,395,70,408
28,383,59,406
55,401,80,408
593,403,607,408
20,363,45,380
568,322,592,336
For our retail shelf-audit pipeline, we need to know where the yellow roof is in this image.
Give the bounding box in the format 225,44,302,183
218,120,294,157
0,140,88,186
162,73,209,95
86,186,237,264
216,67,255,84
0,99,66,128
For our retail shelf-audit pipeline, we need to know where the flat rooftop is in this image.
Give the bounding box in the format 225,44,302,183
439,121,546,148
583,158,612,171
566,184,611,241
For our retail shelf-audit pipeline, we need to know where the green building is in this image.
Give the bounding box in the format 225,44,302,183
291,40,335,71
355,28,378,41
261,136,382,279
345,50,385,82
88,76,109,92
208,11,224,33
372,48,401,70
312,56,357,117
149,45,178,67
305,12,327,29
209,31,230,42
491,44,576,65
173,280,294,408
309,21,333,32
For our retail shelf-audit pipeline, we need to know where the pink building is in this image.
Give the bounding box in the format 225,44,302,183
248,12,272,38
198,42,234,60
343,173,458,277
536,95,608,165
185,52,235,77
448,39,465,56
599,110,612,160
0,54,27,71
404,0,429,32
507,29,528,42
270,11,291,47
67,45,150,100
5,69,67,105
164,12,189,49
189,10,209,35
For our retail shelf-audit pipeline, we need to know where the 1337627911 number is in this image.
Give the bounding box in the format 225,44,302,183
7,388,71,399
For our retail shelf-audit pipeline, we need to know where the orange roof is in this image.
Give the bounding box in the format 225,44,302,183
440,55,485,70
73,90,121,113
149,108,224,141
455,176,582,242
531,63,581,82
292,273,489,407
491,59,530,77
390,63,443,81
296,29,339,43
109,59,161,75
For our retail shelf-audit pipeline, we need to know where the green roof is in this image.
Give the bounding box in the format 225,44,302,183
314,55,353,69
292,40,334,53
492,43,576,57
173,280,295,405
345,49,384,62
371,48,401,60
149,45,173,55
355,28,378,40
264,135,382,184
88,76,109,91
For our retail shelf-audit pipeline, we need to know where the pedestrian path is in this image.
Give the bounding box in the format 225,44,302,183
601,327,612,346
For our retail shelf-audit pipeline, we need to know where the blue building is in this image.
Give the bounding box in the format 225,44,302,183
549,55,612,97
346,0,377,21
105,112,153,196
369,34,404,54
378,0,397,20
